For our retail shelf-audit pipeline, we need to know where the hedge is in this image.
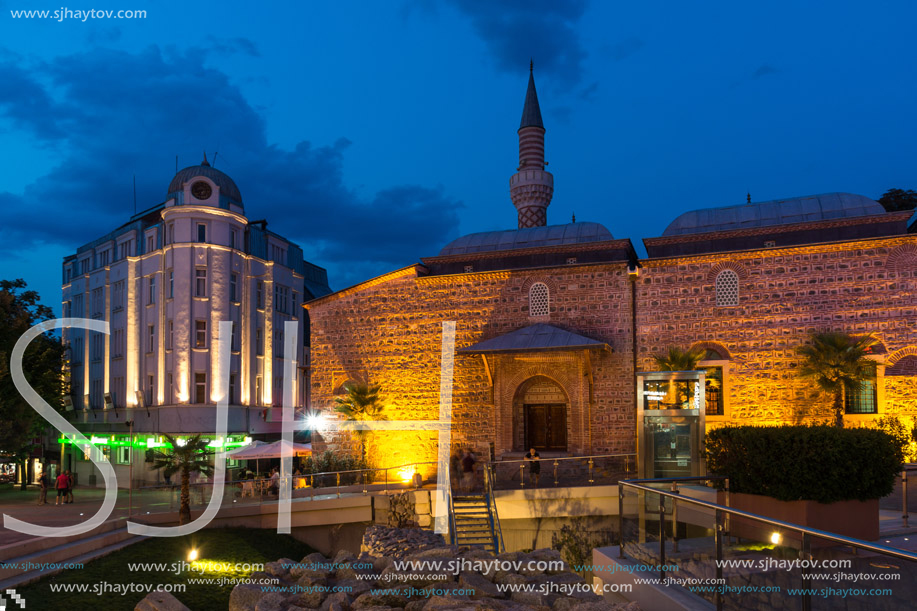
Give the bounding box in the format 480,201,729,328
704,425,904,503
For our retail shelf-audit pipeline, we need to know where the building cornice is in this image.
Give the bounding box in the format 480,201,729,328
640,233,917,267
304,264,425,309
420,238,634,264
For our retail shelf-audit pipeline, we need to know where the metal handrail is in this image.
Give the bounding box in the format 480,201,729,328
489,452,637,488
483,463,505,553
620,477,917,562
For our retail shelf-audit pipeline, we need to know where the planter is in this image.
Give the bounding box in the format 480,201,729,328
717,491,879,546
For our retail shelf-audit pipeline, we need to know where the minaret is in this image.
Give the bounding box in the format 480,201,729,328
510,62,554,228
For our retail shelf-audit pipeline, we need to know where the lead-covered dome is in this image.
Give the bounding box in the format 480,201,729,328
438,222,613,256
662,193,885,236
167,158,243,205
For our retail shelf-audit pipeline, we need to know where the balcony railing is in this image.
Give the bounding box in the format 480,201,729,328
488,453,636,490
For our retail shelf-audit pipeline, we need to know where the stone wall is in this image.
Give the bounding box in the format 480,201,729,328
307,234,917,468
637,236,917,425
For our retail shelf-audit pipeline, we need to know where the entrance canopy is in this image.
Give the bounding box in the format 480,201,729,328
228,440,312,460
459,323,610,354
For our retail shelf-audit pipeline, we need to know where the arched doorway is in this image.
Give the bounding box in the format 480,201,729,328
513,376,568,452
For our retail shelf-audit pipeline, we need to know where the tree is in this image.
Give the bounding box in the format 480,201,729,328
0,279,67,490
147,433,214,525
652,345,706,372
877,188,917,212
333,382,387,463
796,332,878,429
651,346,707,407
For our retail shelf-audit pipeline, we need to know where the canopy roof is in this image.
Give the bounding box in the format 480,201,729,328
459,323,609,354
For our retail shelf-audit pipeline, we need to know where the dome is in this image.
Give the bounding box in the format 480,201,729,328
662,193,885,237
167,162,243,204
438,222,614,256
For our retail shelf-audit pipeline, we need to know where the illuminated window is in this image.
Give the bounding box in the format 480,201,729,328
715,270,739,306
529,282,549,317
194,373,206,404
845,377,877,414
195,320,207,349
195,269,207,297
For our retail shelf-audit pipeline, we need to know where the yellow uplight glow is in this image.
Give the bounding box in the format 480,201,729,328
187,548,198,562
397,467,415,484
770,532,782,545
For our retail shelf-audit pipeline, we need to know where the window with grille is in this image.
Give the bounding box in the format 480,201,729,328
715,270,739,306
529,282,550,317
845,378,877,414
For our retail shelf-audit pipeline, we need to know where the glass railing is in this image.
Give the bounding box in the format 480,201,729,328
131,460,438,516
619,476,917,611
488,453,636,490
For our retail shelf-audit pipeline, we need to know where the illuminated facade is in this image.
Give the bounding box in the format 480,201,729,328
306,69,917,470
60,157,331,485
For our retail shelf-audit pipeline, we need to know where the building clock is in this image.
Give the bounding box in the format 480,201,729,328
190,181,212,200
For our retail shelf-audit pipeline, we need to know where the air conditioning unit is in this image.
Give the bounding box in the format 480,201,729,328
63,396,74,411
103,393,114,410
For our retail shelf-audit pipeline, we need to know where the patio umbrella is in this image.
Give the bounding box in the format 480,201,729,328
229,440,312,476
228,440,268,476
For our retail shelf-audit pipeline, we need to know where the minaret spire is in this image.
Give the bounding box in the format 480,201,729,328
511,63,553,228
202,151,210,167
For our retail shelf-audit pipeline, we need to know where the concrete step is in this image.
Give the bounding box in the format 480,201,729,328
0,517,127,562
0,533,145,590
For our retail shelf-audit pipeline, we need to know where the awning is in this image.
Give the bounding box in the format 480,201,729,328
458,323,610,354
228,440,312,460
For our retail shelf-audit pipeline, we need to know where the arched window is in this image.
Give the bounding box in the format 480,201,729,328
715,270,739,306
529,282,549,317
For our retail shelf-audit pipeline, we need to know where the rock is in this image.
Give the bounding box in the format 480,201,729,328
229,583,266,611
336,578,374,597
458,572,501,599
264,558,294,578
495,572,527,587
288,585,328,609
321,591,353,611
420,596,476,610
254,592,287,611
373,556,394,573
303,552,331,564
334,549,358,565
134,591,191,611
352,591,409,609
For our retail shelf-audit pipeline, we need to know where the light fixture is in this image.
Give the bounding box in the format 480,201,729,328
188,548,198,561
306,412,325,430
770,532,782,545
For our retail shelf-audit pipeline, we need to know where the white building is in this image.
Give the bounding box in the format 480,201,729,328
59,157,331,486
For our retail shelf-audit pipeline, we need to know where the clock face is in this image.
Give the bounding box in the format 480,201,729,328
191,181,212,200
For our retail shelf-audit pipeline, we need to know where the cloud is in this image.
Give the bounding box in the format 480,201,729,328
446,0,590,88
203,36,261,57
0,47,461,289
604,37,644,62
752,64,778,79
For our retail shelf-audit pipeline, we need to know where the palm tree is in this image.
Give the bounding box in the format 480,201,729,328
652,346,707,407
334,382,387,462
796,332,878,428
147,433,214,525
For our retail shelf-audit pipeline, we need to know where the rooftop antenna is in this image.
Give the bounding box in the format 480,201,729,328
133,175,137,215
212,151,219,167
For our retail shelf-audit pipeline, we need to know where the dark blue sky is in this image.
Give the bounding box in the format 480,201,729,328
1,1,915,311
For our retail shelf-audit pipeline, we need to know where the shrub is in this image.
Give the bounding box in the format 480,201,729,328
705,425,904,503
299,451,369,487
873,415,917,463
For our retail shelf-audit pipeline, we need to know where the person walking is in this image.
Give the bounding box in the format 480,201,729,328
65,470,74,504
37,469,48,505
55,470,69,505
525,447,541,486
461,450,477,493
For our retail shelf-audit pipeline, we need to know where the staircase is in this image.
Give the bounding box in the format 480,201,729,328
0,518,144,590
451,495,496,551
448,463,505,553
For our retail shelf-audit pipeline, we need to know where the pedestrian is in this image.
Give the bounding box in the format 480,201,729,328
55,470,69,505
461,449,477,493
65,470,74,504
37,469,48,505
525,447,541,486
270,467,280,495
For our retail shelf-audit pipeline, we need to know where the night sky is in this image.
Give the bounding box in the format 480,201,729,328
1,1,915,312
